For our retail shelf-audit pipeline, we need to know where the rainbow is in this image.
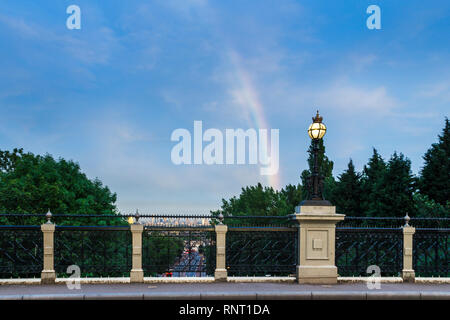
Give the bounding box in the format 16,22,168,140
227,50,281,190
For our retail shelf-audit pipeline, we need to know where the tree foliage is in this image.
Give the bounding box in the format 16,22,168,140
329,159,364,216
419,118,450,205
0,148,121,225
378,152,416,217
211,183,302,225
0,148,117,214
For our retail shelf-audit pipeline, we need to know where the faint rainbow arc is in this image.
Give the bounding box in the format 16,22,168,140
228,51,281,190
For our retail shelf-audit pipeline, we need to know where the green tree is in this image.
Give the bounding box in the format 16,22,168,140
212,183,286,217
419,118,450,205
378,152,416,217
413,193,449,219
360,148,388,216
211,183,303,225
330,159,364,216
279,183,303,210
0,148,121,225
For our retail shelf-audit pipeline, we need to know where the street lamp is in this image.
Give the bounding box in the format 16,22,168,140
301,110,332,206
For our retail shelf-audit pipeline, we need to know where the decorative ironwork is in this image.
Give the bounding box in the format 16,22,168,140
413,228,449,277
143,227,216,277
337,217,450,229
336,227,403,276
226,228,297,276
1,214,450,280
54,226,131,277
0,226,43,278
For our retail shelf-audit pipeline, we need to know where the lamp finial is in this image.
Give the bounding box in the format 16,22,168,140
313,110,323,123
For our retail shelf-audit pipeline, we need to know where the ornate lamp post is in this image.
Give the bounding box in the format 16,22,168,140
290,110,344,284
302,110,332,206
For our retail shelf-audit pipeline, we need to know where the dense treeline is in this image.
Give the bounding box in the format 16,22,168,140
213,118,449,219
0,148,122,226
0,149,184,277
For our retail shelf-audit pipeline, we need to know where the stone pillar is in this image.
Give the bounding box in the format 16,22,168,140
291,205,345,284
401,226,416,283
41,222,56,284
130,224,144,283
214,224,228,281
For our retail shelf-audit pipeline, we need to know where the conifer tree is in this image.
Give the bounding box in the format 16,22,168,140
361,148,387,216
380,152,416,217
330,159,364,216
419,118,449,205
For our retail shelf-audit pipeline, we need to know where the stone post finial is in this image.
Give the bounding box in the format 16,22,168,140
217,212,224,225
404,212,410,227
46,209,52,224
134,209,140,224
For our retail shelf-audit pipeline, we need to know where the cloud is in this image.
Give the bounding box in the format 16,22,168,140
318,83,398,114
349,54,378,72
260,78,399,119
0,13,120,65
417,81,450,103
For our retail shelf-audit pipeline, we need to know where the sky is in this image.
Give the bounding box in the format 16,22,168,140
0,0,449,214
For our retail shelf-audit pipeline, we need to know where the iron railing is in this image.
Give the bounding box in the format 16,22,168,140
54,226,131,277
226,227,298,276
0,226,43,278
0,214,449,279
336,227,403,276
413,228,449,277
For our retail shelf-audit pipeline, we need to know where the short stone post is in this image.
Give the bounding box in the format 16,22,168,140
130,212,144,283
401,213,415,283
214,214,228,281
291,205,345,284
41,210,56,284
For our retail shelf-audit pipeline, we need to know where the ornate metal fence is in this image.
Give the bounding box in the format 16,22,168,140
226,227,297,276
413,228,449,277
142,227,216,277
54,226,131,277
0,226,43,278
1,214,449,280
336,227,403,276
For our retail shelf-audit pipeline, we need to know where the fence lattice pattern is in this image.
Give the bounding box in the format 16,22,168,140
226,228,297,276
1,214,449,280
54,226,131,277
336,228,403,276
0,226,43,278
413,229,449,277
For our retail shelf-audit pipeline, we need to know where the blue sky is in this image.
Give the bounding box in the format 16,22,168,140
0,0,449,214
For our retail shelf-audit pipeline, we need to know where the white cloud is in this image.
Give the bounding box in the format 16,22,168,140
318,83,398,114
417,81,450,103
0,13,120,65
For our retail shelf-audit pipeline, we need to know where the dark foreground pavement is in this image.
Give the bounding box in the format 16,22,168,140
0,282,449,300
